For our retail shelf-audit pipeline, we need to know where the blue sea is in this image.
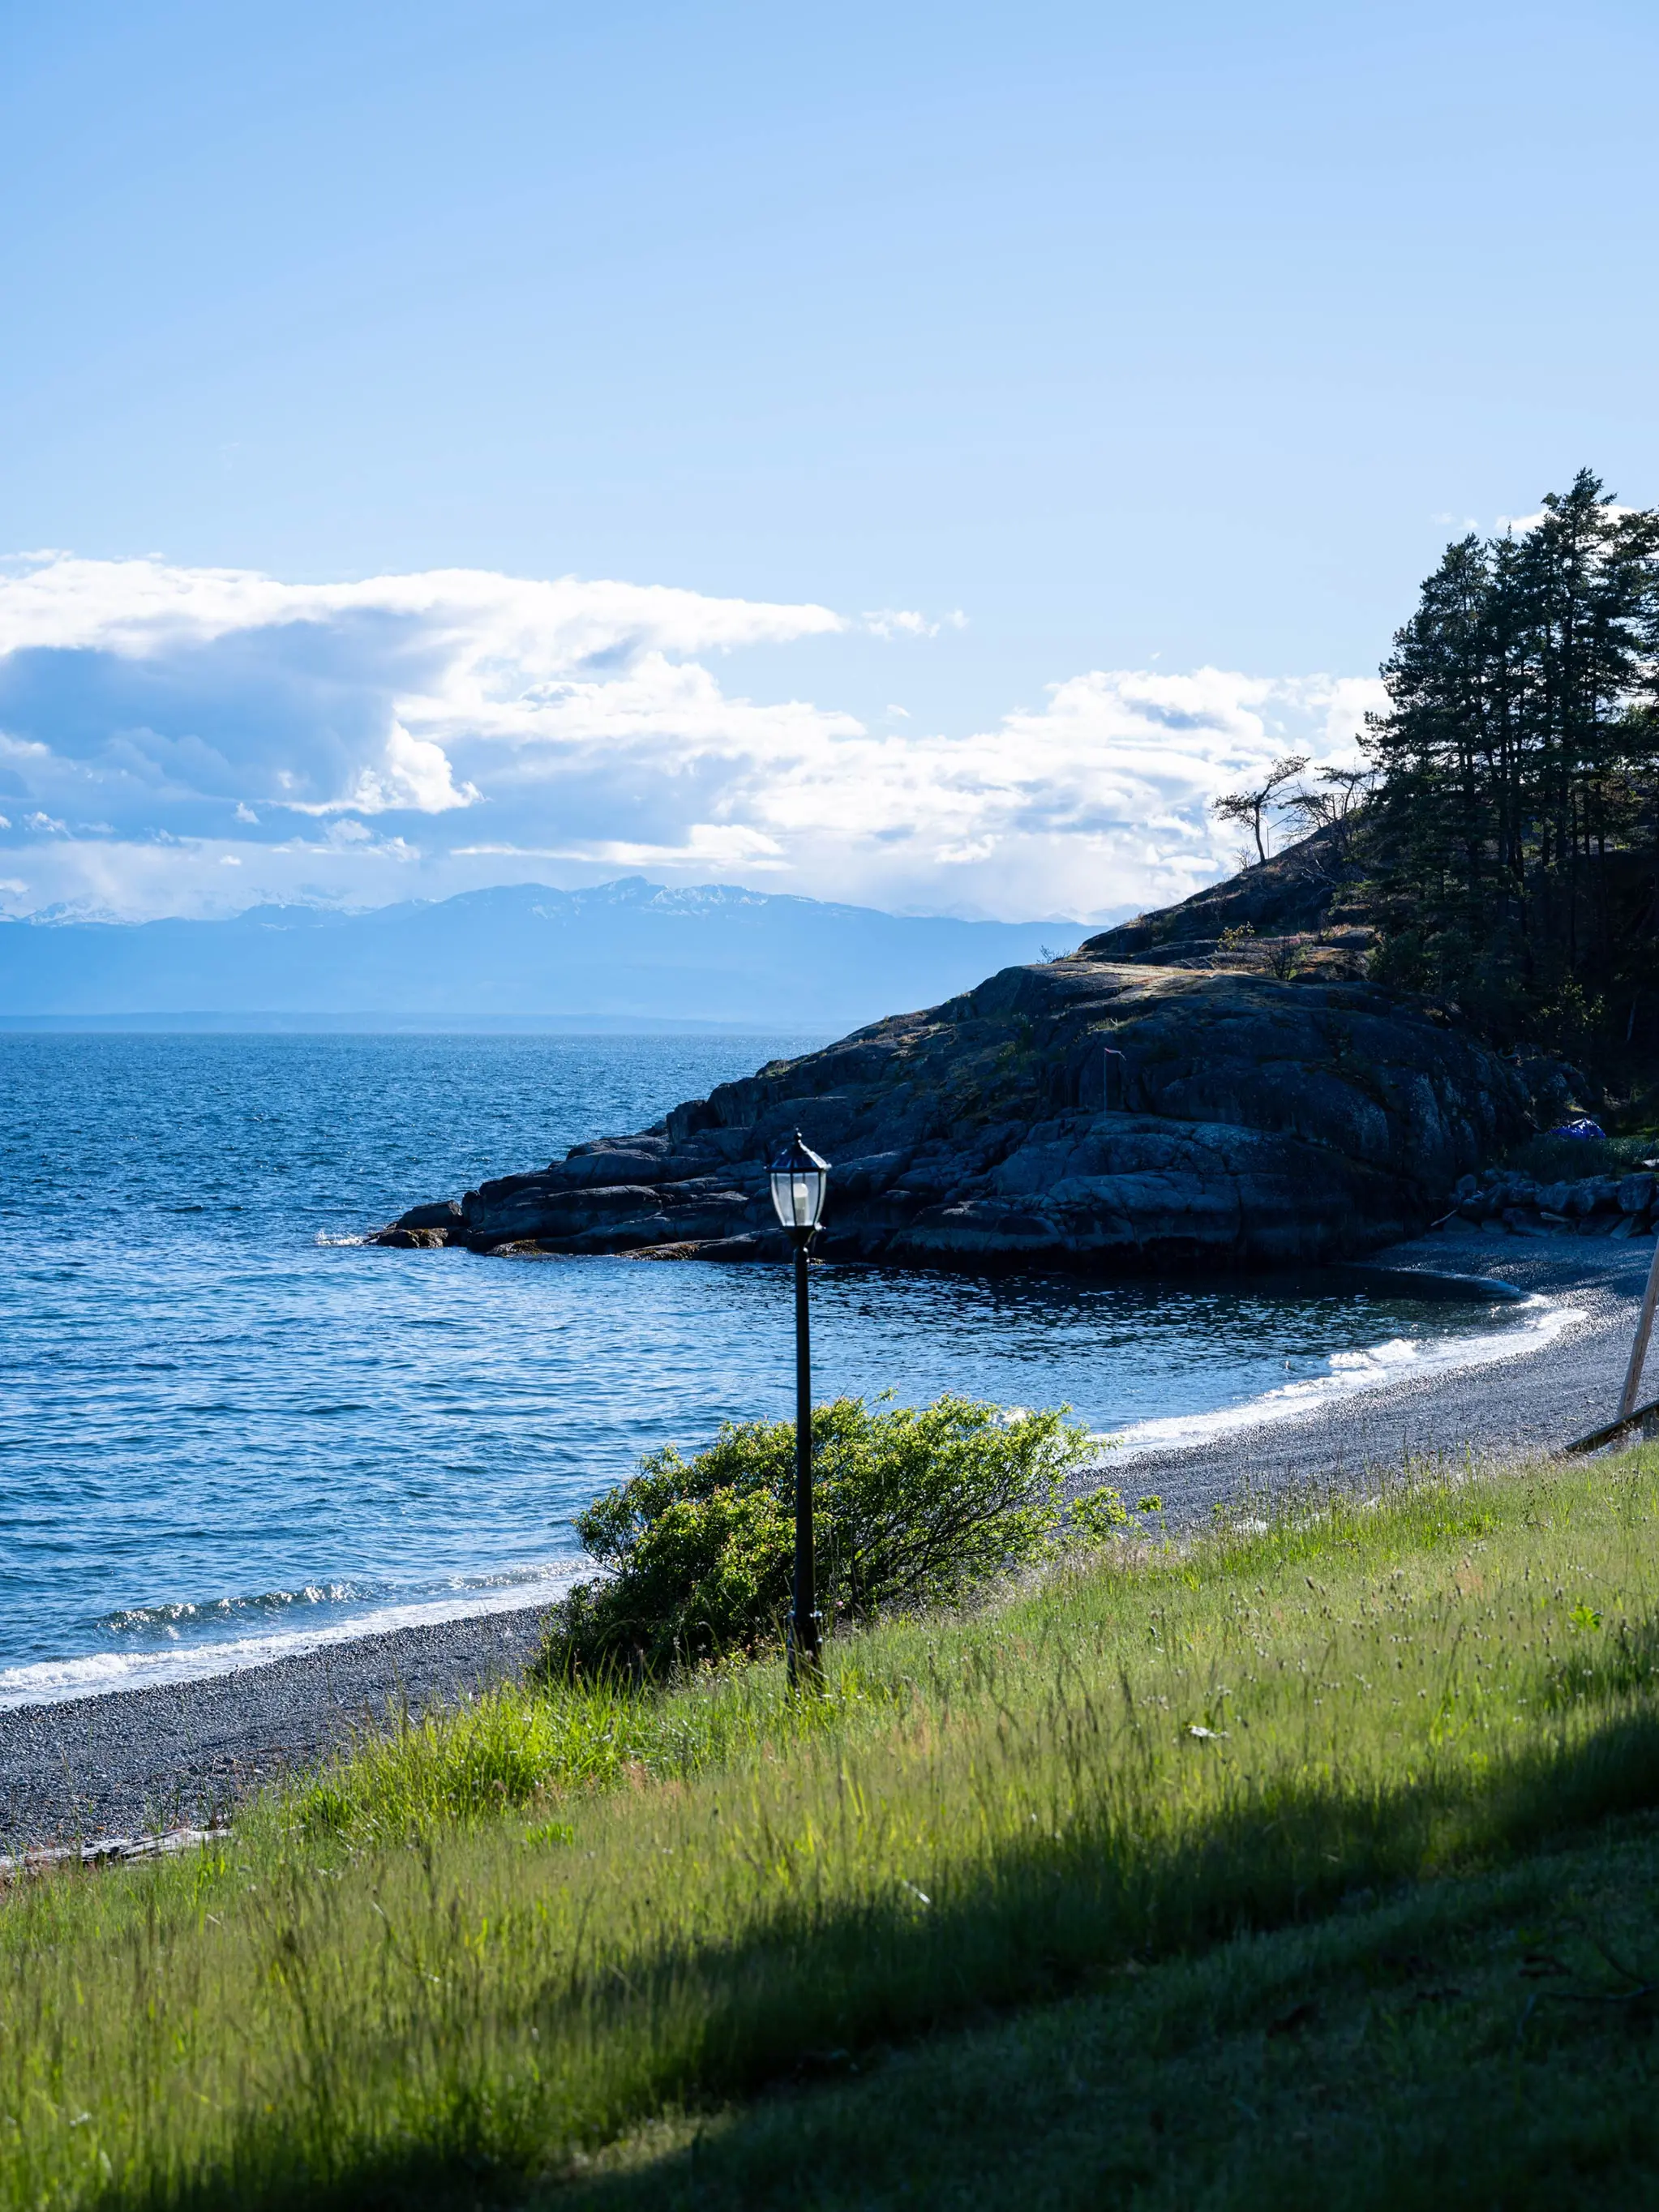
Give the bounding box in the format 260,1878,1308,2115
0,1033,1557,1706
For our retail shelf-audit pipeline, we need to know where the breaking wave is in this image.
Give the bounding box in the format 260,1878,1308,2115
0,1563,586,1711
1106,1290,1581,1458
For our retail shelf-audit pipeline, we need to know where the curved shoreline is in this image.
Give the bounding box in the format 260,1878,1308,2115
1099,1263,1576,1470
2,1228,1652,1850
0,1606,551,1852
1094,1228,1652,1517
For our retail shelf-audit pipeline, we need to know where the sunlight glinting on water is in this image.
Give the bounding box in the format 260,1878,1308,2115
0,1032,1541,1701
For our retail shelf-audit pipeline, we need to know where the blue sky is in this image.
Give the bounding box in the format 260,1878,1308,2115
2,0,1656,923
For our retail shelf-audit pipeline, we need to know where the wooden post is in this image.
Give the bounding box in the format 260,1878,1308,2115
1619,1232,1659,1421
1567,1395,1659,1456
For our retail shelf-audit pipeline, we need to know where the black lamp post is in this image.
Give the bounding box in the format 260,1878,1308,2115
769,1130,830,1686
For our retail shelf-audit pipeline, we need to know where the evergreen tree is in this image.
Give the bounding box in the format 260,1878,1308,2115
1361,471,1659,1061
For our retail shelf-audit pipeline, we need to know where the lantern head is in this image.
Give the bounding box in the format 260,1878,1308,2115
769,1130,830,1243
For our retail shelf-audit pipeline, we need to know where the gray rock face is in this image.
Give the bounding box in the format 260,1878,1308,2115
1452,1164,1659,1239
375,956,1533,1273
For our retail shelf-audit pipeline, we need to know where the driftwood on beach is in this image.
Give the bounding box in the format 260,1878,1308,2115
0,1827,216,1883
1565,1397,1659,1456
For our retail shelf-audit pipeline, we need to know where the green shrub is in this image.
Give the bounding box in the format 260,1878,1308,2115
1066,1483,1130,1544
1504,1131,1658,1182
537,1394,1092,1678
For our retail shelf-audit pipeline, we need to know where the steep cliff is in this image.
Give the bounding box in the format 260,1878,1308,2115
376,951,1532,1273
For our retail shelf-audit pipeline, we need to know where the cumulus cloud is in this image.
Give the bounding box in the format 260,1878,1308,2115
668,665,1383,923
0,554,1382,923
864,608,967,641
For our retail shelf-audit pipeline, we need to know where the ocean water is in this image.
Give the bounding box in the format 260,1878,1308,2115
0,1033,1555,1706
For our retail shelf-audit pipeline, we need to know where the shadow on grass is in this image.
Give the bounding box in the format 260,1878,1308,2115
553,1817,1659,2212
119,1708,1659,2212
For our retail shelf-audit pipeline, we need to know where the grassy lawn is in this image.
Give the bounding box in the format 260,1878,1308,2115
561,1815,1659,2210
6,1444,1659,2208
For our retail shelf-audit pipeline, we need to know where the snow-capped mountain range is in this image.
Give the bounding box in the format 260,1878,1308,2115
0,879,1078,1031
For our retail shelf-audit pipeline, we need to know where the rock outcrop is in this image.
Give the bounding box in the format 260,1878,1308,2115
1081,821,1375,980
375,951,1533,1273
1450,1165,1659,1240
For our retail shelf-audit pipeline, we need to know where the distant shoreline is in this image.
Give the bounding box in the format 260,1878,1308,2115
0,1013,828,1035
2,1226,1651,1850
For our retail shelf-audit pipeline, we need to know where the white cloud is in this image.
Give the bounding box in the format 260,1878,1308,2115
0,555,843,662
455,821,787,871
1492,503,1638,535
649,665,1380,923
863,608,966,640
0,553,1382,923
324,721,476,817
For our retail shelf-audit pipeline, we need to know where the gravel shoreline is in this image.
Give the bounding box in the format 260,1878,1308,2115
4,1226,1653,1850
1100,1227,1657,1514
0,1607,548,1851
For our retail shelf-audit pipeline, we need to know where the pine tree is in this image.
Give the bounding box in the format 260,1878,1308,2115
1361,472,1659,1061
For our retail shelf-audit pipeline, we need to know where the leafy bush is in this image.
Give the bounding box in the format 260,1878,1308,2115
1504,1131,1658,1183
536,1394,1092,1678
1066,1483,1130,1544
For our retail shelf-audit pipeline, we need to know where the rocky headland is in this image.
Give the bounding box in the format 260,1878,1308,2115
376,855,1549,1271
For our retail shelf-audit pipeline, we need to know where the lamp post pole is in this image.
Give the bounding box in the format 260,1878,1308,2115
791,1234,821,1684
768,1130,830,1690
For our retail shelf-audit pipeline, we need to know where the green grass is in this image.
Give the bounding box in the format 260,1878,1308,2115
8,1446,1659,2209
1503,1130,1658,1181
558,1814,1659,2210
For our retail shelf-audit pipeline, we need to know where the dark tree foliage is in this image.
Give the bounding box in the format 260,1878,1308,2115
1361,471,1659,1058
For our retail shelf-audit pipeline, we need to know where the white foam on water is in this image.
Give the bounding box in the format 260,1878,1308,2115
1,1282,1584,1709
1103,1292,1582,1459
0,1564,588,1712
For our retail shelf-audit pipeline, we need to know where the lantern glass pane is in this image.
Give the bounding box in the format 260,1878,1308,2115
769,1135,830,1231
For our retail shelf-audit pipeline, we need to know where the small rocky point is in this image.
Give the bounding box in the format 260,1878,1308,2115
376,855,1562,1271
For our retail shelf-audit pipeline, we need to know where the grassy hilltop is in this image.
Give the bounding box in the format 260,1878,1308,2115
8,1443,1659,2207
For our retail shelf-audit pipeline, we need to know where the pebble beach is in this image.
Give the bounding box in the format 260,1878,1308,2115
3,1225,1653,1852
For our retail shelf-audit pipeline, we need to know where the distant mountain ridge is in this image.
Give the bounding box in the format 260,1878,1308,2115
0,878,1078,1031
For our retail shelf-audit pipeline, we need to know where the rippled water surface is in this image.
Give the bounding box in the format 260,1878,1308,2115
0,1033,1536,1700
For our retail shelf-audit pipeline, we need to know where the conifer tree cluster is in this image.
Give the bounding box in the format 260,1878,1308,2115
1361,470,1659,1062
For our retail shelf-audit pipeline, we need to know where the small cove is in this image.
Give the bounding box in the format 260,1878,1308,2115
0,1031,1545,1704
